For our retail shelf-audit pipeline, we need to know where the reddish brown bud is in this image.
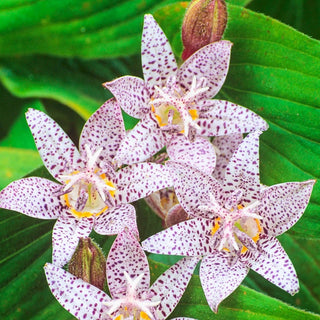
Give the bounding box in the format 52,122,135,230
182,0,227,60
68,238,106,290
145,188,188,228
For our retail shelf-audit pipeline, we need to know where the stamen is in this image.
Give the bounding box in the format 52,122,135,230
103,272,160,320
211,217,220,235
85,145,103,170
150,76,207,138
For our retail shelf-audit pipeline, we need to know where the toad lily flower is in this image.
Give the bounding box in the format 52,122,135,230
45,230,199,320
142,131,315,312
104,14,268,165
0,99,171,267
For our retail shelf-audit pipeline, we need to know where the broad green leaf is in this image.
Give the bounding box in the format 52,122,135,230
247,0,320,39
0,147,42,189
155,3,320,238
0,0,182,59
1,201,319,319
221,4,320,237
0,56,110,119
243,234,320,314
0,99,46,189
227,0,253,6
148,260,320,320
0,55,141,130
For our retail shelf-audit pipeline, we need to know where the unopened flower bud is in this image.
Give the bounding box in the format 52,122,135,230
68,237,106,290
145,188,188,228
182,0,227,60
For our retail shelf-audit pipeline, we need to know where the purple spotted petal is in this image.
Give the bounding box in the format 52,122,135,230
52,211,94,267
26,108,81,182
151,257,199,320
141,14,178,95
107,229,150,299
115,163,172,204
167,161,223,218
79,98,125,162
167,135,216,175
44,263,110,320
142,218,214,256
103,77,150,118
224,131,262,205
251,237,299,295
114,115,166,166
260,180,315,236
0,177,62,219
197,100,268,137
94,204,138,238
213,134,243,181
177,41,232,99
200,252,249,312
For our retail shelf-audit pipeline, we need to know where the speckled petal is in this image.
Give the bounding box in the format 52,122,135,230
177,41,232,100
213,133,243,181
167,161,223,218
142,218,214,256
141,14,178,95
26,108,81,182
94,204,139,238
107,229,150,299
200,252,249,312
0,177,62,219
260,180,315,236
167,135,216,175
103,77,150,118
151,257,199,320
197,100,268,137
44,263,110,320
115,163,172,204
114,115,166,166
52,211,94,267
224,131,262,205
251,237,299,295
79,98,125,162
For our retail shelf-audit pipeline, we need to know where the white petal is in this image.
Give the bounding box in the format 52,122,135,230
44,263,110,320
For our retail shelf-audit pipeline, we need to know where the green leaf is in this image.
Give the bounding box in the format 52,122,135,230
243,234,320,314
221,5,320,237
1,197,319,320
0,56,111,119
0,0,182,59
0,55,141,131
0,99,46,189
247,0,320,39
148,259,320,320
227,0,253,6
155,2,320,238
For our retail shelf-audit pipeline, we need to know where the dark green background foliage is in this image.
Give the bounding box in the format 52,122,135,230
0,0,319,319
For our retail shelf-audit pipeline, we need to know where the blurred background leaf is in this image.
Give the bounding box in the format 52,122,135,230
0,0,182,58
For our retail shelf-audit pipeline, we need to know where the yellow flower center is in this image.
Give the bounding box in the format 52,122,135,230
62,171,116,219
211,204,262,253
151,103,198,133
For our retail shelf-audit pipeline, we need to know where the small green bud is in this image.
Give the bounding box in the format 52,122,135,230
182,0,227,60
68,237,106,290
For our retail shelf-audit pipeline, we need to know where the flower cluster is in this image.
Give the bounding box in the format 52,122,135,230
0,13,315,320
